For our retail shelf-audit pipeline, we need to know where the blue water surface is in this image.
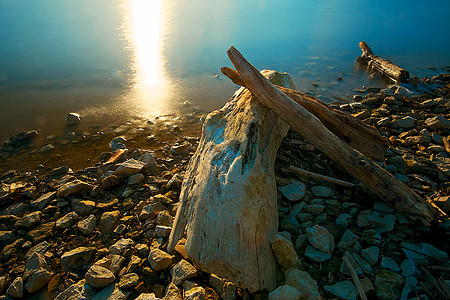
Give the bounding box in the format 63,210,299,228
0,0,449,139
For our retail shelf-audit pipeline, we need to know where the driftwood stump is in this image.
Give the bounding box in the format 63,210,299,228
357,41,410,83
223,46,438,225
168,70,294,292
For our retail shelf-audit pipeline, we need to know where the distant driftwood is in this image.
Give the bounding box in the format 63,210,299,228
357,41,410,83
168,46,439,293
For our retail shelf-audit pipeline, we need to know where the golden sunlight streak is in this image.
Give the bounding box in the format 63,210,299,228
131,0,162,86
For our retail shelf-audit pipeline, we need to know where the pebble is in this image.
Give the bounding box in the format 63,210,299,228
270,234,301,269
305,225,335,253
148,249,174,271
7,277,23,298
65,113,81,125
61,247,95,271
284,269,321,300
361,246,379,266
323,280,358,300
98,211,120,234
380,256,400,272
171,260,198,286
311,186,333,198
304,245,331,263
115,158,146,177
278,181,306,201
269,285,302,300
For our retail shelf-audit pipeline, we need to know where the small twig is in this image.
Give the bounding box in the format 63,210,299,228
343,252,368,300
288,165,355,189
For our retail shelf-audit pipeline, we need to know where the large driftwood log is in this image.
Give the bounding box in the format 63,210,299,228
222,67,389,161
357,41,409,83
224,46,437,225
168,71,294,292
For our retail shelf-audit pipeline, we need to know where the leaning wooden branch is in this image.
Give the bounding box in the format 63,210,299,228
357,41,409,83
224,46,438,225
222,67,389,161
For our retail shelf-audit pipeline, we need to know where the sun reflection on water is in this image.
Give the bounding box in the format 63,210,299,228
126,0,169,116
131,0,162,86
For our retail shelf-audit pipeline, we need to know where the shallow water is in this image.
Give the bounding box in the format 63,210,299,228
1,0,450,140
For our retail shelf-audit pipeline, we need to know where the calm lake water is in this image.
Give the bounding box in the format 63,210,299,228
1,0,450,140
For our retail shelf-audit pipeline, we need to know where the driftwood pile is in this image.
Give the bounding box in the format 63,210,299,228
168,46,443,292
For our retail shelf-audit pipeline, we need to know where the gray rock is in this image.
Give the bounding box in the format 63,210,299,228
380,257,400,272
109,255,126,275
56,211,79,230
148,248,174,271
65,113,81,125
16,211,42,229
269,285,302,300
77,215,97,234
138,153,156,169
284,268,321,300
7,277,23,298
401,276,417,300
135,244,150,258
57,179,93,198
361,246,379,266
37,144,55,153
109,136,127,151
98,211,120,234
305,225,335,253
24,252,46,279
401,242,448,265
110,238,134,255
357,210,371,227
425,115,450,130
278,181,306,201
323,281,358,300
54,279,96,300
139,202,166,221
128,173,144,185
171,259,198,285
372,269,404,300
156,211,174,227
362,229,381,246
31,191,56,210
336,213,352,227
118,273,139,289
91,283,129,300
305,245,331,262
125,255,141,273
0,231,14,242
337,230,361,253
311,186,333,198
185,286,206,300
368,211,396,233
61,247,95,271
135,293,160,300
3,202,28,216
389,116,415,129
155,225,171,238
115,159,146,177
24,267,50,293
270,234,301,269
71,199,96,217
400,259,418,277
26,241,50,259
26,222,55,244
304,204,325,215
85,265,116,288
164,282,182,300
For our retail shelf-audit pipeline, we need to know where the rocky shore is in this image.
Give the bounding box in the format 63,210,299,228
0,71,450,299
